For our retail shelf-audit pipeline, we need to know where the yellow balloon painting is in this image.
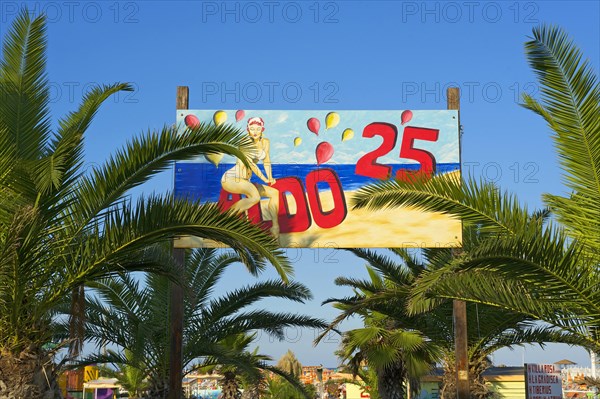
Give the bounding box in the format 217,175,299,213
341,128,354,142
213,110,227,126
204,153,224,167
325,112,340,130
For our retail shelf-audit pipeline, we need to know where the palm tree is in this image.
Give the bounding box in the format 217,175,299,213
262,375,317,399
321,251,441,399
324,249,588,399
75,248,325,398
255,350,307,399
337,313,435,399
276,349,303,378
261,351,315,399
205,337,312,399
0,12,290,397
351,25,600,351
212,333,267,399
191,335,268,399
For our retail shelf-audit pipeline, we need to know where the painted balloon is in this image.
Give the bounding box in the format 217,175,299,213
341,128,354,142
294,137,302,147
204,153,223,167
235,110,245,122
316,142,334,165
213,110,227,126
401,110,413,125
307,118,320,135
325,112,340,130
184,114,200,128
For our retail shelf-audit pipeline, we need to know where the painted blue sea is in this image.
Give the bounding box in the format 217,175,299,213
175,163,460,203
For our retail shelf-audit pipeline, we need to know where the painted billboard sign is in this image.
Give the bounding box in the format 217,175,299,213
174,110,461,248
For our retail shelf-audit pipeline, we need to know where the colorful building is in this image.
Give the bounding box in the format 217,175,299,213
301,365,335,385
82,378,121,399
182,373,223,398
418,367,526,399
58,366,100,399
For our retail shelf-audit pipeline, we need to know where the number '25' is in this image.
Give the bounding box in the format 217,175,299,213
355,122,440,182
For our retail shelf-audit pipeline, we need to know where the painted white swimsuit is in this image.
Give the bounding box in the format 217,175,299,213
221,147,267,182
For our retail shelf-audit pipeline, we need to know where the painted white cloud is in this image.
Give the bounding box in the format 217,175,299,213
277,130,298,139
333,150,367,164
436,142,460,163
273,142,289,150
277,150,314,164
275,113,289,124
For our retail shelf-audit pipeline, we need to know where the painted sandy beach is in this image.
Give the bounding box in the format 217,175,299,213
175,176,462,249
281,191,461,248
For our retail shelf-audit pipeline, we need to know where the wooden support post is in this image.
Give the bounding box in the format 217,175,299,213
448,87,469,399
453,299,469,398
168,86,188,399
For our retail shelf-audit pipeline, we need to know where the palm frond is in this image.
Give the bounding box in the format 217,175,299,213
199,280,312,327
352,174,534,237
47,197,290,304
522,25,600,251
76,246,323,391
480,325,590,356
67,122,253,237
33,83,132,198
347,248,416,285
261,364,314,399
0,12,50,163
410,268,599,352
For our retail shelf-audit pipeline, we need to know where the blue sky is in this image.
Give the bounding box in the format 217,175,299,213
2,0,599,368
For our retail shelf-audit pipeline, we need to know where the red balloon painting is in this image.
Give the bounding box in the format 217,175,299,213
307,117,320,135
235,110,245,122
316,142,334,165
184,114,200,128
401,110,413,125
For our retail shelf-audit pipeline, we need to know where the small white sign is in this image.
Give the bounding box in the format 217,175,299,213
525,363,563,399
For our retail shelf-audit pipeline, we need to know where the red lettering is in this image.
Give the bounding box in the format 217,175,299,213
272,177,312,233
397,126,439,182
355,122,398,179
305,168,347,229
219,169,348,234
218,188,272,231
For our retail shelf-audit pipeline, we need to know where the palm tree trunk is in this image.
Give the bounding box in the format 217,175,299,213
69,285,85,357
0,348,61,399
68,284,86,391
376,362,406,399
441,358,495,399
241,381,262,399
221,371,242,399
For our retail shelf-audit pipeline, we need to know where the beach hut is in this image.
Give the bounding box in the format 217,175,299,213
82,378,121,399
555,359,577,366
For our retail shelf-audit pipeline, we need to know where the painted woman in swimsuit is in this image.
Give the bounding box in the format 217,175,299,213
221,117,280,237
